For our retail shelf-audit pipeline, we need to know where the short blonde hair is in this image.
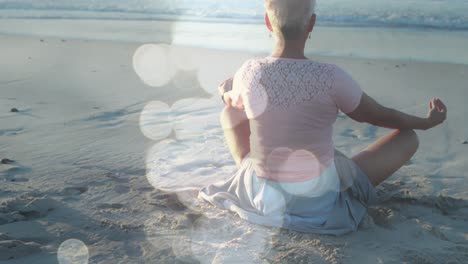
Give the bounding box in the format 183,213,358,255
265,0,316,40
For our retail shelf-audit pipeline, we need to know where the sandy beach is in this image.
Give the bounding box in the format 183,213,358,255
1,33,467,263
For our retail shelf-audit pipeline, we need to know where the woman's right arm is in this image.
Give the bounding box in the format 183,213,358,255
347,93,447,130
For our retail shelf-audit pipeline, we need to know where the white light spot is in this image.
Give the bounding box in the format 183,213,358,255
172,98,221,141
171,234,193,260
146,139,232,192
220,105,249,130
144,212,192,260
196,53,248,95
176,189,203,212
190,215,272,264
264,148,338,197
172,71,199,92
243,83,268,119
266,148,321,180
139,101,172,141
169,45,199,72
232,62,269,119
133,44,176,87
57,239,89,264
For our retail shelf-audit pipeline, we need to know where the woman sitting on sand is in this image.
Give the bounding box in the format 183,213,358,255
199,0,447,235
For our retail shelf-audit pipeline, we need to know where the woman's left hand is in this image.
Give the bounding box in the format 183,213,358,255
219,77,244,110
218,77,234,95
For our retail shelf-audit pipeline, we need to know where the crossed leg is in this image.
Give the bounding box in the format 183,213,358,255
352,129,419,187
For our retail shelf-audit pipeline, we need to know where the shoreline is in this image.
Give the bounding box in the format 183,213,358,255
3,15,468,32
1,32,468,69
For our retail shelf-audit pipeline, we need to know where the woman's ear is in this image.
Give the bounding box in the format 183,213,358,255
308,14,317,32
264,13,273,32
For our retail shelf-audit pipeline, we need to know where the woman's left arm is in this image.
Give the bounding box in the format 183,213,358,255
218,77,251,167
220,106,250,167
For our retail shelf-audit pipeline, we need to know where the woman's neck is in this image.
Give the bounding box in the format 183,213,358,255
271,39,307,59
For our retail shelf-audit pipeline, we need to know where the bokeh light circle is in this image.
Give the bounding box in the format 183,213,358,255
171,70,200,91
190,214,273,264
146,139,233,192
172,97,222,141
196,53,249,95
267,148,321,181
243,83,269,119
233,61,269,119
57,239,89,264
144,211,194,259
133,44,176,87
171,233,194,261
169,45,200,72
175,189,203,212
219,101,249,130
139,101,172,141
265,148,339,197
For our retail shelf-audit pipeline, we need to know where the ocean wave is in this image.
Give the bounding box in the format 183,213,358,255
1,0,468,30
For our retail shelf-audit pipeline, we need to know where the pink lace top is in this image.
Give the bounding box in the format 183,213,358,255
227,56,363,183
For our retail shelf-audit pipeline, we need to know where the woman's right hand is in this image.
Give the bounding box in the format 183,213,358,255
426,98,447,129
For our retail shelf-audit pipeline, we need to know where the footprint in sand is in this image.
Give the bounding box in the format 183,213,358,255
431,195,468,215
0,238,41,261
62,186,88,196
421,224,449,241
374,180,409,202
0,196,55,225
0,211,25,225
367,207,395,228
145,190,187,211
1,163,31,182
397,195,468,216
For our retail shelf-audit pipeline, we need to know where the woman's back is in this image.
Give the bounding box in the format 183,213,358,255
231,57,363,183
200,56,374,232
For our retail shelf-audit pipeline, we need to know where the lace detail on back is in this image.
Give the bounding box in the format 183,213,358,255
238,58,335,113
